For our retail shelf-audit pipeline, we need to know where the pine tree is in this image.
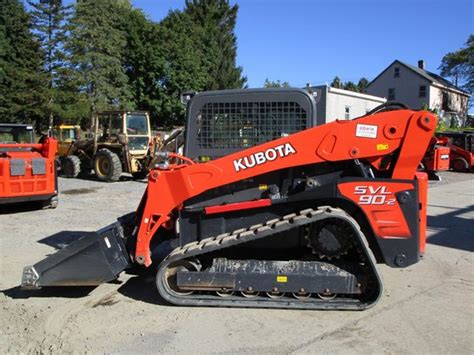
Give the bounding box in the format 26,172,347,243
158,10,209,126
121,8,166,127
330,76,342,89
28,0,71,128
185,0,246,90
357,77,369,93
439,35,473,95
343,81,358,92
264,78,290,88
0,0,46,127
156,0,247,126
66,0,132,116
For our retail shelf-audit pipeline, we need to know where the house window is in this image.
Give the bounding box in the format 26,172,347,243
394,67,400,78
442,92,453,111
388,88,395,100
419,85,427,98
345,106,351,119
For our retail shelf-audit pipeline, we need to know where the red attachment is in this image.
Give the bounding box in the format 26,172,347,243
425,146,450,171
436,135,474,170
0,138,58,202
204,199,271,215
134,110,437,266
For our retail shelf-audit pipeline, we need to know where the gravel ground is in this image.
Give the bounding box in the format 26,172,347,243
0,172,473,354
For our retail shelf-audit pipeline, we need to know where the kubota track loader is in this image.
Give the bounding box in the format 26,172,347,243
22,89,436,310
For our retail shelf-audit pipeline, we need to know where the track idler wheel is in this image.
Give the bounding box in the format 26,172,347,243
161,260,200,296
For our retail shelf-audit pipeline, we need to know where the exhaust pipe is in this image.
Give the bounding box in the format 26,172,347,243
21,219,132,289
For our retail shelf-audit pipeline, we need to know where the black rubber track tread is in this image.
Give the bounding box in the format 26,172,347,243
62,155,81,178
156,206,383,310
94,149,122,182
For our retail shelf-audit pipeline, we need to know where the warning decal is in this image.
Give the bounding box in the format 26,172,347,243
356,124,378,139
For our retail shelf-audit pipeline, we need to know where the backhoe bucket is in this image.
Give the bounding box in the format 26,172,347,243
21,221,131,289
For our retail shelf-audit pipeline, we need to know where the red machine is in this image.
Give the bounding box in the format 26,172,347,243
0,124,58,208
435,131,473,172
421,136,450,174
22,93,436,311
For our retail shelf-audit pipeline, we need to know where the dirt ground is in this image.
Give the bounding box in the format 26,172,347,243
1,172,473,354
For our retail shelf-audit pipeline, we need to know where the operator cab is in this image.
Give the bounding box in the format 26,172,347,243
0,124,34,144
184,88,317,161
51,125,81,157
97,111,151,155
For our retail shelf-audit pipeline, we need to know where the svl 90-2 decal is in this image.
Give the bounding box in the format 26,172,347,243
354,185,396,205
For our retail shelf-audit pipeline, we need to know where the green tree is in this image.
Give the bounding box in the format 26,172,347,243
0,0,46,128
330,76,342,89
185,0,247,90
343,81,358,92
439,35,473,95
157,0,246,127
158,10,209,126
120,8,166,127
264,78,290,88
65,0,132,118
357,77,369,93
331,76,369,93
28,0,71,128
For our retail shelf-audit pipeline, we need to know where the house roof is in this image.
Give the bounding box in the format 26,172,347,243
307,85,386,103
367,60,470,96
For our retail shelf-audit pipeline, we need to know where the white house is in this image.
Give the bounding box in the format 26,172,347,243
306,85,386,125
366,60,470,125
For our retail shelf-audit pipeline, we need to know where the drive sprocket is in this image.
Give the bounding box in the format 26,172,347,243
304,220,354,260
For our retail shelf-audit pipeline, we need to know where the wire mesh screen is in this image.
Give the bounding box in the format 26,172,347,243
197,101,308,149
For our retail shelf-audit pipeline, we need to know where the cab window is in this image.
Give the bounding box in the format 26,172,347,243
61,129,77,141
126,114,148,135
110,114,123,135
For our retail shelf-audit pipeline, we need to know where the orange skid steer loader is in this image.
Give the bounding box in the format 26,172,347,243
22,89,435,310
0,124,58,208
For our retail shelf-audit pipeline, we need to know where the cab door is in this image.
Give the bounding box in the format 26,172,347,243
57,128,77,156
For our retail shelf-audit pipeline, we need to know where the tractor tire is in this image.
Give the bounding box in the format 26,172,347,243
62,155,81,178
94,149,122,182
131,170,148,180
451,157,469,172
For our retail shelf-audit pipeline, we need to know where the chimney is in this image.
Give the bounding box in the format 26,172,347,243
418,60,425,70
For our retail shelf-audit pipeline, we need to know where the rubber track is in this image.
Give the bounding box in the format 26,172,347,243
156,206,383,310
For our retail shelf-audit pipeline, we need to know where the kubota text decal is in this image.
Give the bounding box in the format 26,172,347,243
233,143,297,172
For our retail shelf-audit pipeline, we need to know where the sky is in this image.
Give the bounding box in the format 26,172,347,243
130,0,472,88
